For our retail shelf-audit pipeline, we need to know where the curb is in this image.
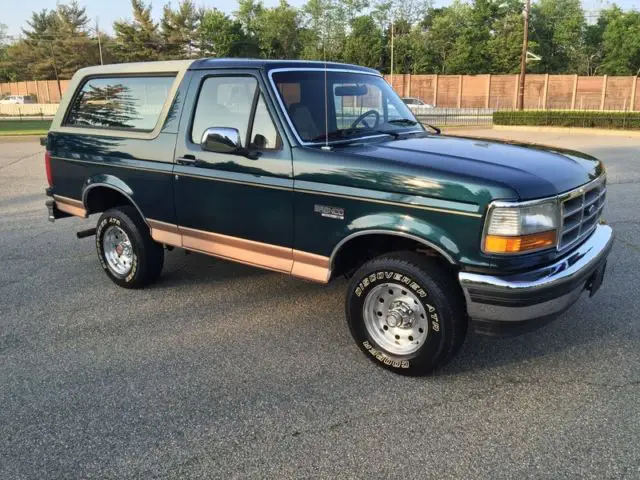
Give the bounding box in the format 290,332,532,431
493,125,640,137
0,134,45,142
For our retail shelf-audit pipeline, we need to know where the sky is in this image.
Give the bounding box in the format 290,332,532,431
1,0,638,37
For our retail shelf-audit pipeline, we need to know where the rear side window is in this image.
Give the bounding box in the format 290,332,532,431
65,76,175,131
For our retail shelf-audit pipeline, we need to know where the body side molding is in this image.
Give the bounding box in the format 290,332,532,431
53,195,88,218
147,219,331,283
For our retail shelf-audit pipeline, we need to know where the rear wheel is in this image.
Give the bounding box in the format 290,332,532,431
95,206,164,288
346,251,467,375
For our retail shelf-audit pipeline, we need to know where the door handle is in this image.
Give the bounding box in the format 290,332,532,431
176,155,198,166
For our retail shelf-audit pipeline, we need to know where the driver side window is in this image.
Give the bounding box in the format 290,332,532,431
191,76,281,151
191,76,257,144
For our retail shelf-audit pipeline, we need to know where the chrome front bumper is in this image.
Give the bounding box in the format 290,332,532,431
459,224,614,331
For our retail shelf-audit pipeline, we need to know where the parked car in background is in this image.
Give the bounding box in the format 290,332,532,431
0,94,37,104
402,97,434,108
44,59,613,375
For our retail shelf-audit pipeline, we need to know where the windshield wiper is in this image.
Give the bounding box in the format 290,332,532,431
424,124,441,135
387,118,419,126
388,118,441,135
309,128,399,142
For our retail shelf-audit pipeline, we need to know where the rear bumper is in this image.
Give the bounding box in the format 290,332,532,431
459,224,614,335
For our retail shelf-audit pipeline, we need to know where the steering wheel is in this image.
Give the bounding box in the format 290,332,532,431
350,109,380,129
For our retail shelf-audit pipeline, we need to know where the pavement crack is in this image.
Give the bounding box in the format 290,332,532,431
288,377,640,440
0,150,42,171
498,376,640,390
289,385,499,439
614,236,640,252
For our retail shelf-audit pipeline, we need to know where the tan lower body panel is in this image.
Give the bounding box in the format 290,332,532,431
148,219,330,283
54,195,88,218
147,219,182,246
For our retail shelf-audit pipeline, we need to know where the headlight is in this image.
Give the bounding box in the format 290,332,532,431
483,200,559,254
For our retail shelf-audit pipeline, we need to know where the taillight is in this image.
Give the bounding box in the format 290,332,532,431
45,151,53,187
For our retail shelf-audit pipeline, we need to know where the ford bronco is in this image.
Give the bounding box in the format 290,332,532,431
44,59,613,375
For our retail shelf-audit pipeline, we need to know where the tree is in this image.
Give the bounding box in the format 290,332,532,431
486,0,524,74
530,0,586,73
422,3,469,73
600,8,640,75
343,15,383,68
199,9,247,57
52,2,99,78
582,16,607,76
0,2,97,82
0,24,10,81
112,0,162,62
161,1,201,59
234,0,263,56
299,0,345,61
254,0,301,59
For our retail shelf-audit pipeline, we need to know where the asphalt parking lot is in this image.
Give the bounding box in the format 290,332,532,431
1,130,639,479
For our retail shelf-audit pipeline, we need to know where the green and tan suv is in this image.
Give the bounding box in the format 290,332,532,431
44,59,613,375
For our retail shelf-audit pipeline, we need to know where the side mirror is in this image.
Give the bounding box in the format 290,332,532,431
201,127,242,154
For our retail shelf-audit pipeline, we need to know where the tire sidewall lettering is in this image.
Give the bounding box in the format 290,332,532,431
350,269,443,371
96,215,138,283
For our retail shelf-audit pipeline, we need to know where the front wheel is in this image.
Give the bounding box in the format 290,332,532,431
346,252,467,375
96,206,164,289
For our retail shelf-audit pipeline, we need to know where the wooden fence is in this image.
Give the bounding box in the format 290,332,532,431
0,104,59,117
384,74,640,111
3,74,640,110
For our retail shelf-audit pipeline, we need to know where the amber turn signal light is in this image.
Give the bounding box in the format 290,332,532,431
484,230,557,254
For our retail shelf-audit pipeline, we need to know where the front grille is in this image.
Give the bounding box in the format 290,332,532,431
559,177,606,250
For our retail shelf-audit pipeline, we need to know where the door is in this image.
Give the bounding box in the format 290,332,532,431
173,70,294,273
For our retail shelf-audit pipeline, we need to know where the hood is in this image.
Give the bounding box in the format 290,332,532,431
343,134,603,200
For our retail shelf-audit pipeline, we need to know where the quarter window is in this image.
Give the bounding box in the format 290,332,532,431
250,95,281,150
65,76,175,131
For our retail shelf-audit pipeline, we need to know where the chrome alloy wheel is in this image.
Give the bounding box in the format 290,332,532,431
363,283,430,355
102,225,134,276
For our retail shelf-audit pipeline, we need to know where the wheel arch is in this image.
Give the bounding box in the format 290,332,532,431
82,175,147,225
329,229,458,280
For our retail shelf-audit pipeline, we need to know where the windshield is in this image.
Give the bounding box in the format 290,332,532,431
272,70,422,143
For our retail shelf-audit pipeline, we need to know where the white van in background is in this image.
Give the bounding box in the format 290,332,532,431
0,95,37,104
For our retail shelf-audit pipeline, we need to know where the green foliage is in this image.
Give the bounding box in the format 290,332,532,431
343,16,383,68
254,0,301,59
199,9,247,58
600,8,640,75
494,110,640,130
1,0,640,81
160,0,201,59
112,0,162,62
0,2,98,82
530,0,585,73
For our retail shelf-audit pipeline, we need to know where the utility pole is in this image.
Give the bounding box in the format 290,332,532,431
390,16,394,91
47,40,63,99
517,0,531,110
96,18,104,65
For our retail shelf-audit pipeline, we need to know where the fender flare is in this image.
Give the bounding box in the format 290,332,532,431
329,228,458,271
81,175,148,226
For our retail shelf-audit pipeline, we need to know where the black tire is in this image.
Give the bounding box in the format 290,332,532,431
345,251,467,375
95,205,164,289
